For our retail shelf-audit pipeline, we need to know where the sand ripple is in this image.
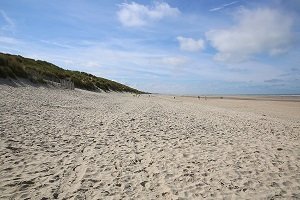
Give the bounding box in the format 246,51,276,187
0,85,299,199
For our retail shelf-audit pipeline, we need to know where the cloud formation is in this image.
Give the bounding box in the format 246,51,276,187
117,2,179,27
0,36,20,45
177,36,205,52
264,78,282,83
162,56,188,66
0,10,15,33
209,1,240,12
206,8,294,62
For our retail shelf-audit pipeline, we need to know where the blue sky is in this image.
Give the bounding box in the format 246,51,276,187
0,0,300,94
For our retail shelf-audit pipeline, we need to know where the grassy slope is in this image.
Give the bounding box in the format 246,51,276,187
0,52,143,93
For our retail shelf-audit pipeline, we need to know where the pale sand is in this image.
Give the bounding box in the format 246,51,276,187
0,84,299,199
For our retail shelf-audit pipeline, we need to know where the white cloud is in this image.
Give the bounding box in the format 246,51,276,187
40,40,73,49
162,56,188,66
206,8,294,62
117,2,180,27
177,36,205,52
209,1,239,12
0,36,20,45
0,10,15,33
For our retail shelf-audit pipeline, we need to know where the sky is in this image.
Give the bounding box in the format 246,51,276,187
0,0,300,94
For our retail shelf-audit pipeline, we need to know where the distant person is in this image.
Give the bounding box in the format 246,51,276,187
174,96,175,99
198,96,200,100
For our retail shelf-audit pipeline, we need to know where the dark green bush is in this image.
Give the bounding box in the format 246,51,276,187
10,64,27,78
29,76,38,83
4,67,17,79
37,77,46,84
0,55,8,66
96,81,109,91
0,67,8,78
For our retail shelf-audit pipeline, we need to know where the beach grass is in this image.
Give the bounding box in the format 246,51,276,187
0,52,143,93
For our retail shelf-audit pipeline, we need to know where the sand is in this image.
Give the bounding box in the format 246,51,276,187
0,84,299,199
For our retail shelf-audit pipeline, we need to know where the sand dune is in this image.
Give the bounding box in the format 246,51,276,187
0,85,299,199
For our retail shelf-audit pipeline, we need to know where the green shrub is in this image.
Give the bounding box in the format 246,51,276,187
10,64,27,78
95,81,110,91
82,79,95,90
37,77,46,84
29,76,38,83
0,67,8,78
0,55,8,66
5,67,17,79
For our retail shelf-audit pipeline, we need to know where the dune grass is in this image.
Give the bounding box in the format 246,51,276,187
0,52,143,93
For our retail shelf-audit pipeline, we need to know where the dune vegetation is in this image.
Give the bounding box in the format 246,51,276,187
0,52,143,93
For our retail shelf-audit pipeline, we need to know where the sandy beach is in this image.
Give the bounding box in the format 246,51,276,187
0,84,299,199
